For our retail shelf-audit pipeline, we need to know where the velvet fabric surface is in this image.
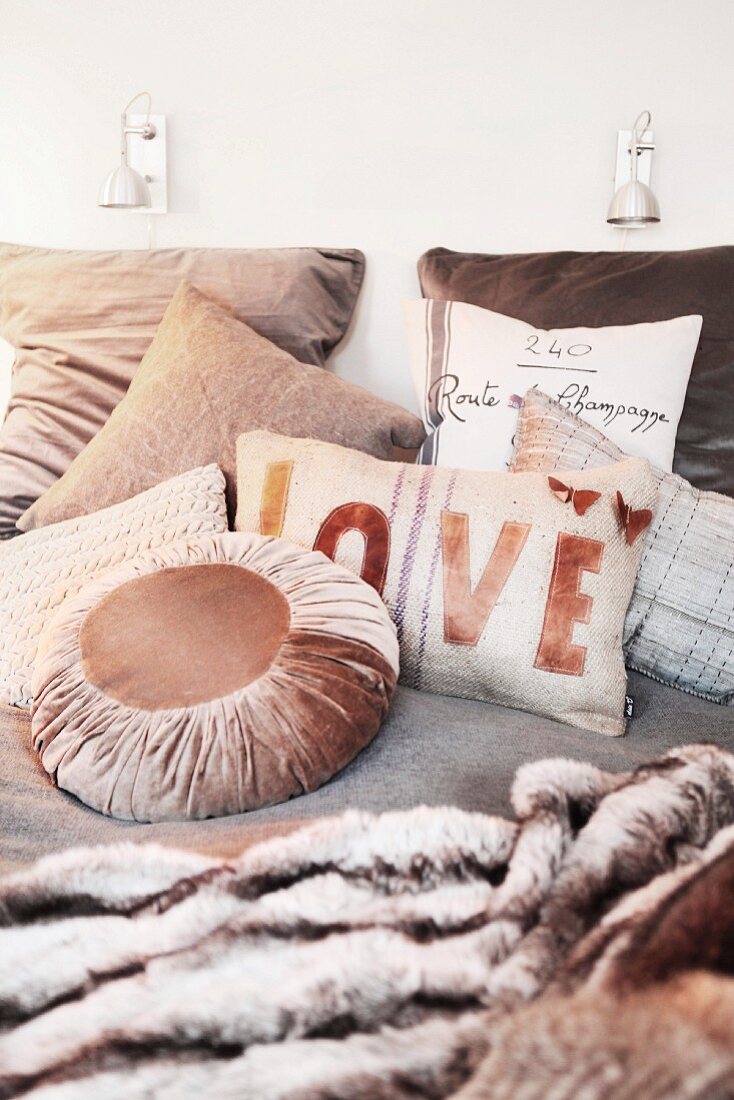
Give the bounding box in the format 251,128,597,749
79,564,292,710
18,283,425,531
0,243,364,536
31,533,399,823
418,245,734,496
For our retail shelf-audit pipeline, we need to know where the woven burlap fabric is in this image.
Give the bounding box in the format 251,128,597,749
0,465,228,709
512,390,734,707
236,433,657,736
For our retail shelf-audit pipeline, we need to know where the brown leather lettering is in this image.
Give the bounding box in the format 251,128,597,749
314,503,391,595
534,532,604,676
441,512,531,646
260,461,294,537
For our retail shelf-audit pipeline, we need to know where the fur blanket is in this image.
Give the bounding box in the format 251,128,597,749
2,744,734,1099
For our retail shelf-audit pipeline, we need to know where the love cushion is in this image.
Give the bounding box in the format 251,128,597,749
236,433,657,736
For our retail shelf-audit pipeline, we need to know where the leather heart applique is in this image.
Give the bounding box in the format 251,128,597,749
548,476,601,517
616,491,653,546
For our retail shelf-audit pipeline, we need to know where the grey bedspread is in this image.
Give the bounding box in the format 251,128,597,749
1,673,732,874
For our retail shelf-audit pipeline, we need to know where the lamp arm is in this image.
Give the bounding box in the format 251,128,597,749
120,91,156,162
629,109,654,183
122,91,152,123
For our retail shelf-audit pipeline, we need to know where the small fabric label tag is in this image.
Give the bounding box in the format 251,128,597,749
624,695,635,720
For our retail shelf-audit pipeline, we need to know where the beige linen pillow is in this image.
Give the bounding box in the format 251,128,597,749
0,465,228,708
0,243,364,535
235,433,657,736
32,533,398,822
511,389,734,706
18,283,425,532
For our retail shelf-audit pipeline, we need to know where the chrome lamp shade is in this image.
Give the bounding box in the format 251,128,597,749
606,110,661,228
98,163,151,209
98,93,157,210
607,179,660,227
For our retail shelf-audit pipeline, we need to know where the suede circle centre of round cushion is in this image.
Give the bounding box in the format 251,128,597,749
31,532,399,823
79,564,292,710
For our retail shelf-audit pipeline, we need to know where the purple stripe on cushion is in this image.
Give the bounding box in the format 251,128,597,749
393,467,435,645
388,464,406,527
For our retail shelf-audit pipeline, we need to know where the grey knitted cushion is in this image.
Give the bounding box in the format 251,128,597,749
512,390,734,706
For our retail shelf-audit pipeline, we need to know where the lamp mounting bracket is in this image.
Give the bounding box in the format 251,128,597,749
126,113,167,213
124,123,157,140
613,128,654,192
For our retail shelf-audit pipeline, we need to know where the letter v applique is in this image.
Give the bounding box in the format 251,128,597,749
440,512,531,646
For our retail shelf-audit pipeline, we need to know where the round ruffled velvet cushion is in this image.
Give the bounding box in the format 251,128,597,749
31,533,399,822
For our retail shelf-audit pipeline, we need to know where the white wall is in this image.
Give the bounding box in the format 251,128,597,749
1,0,732,415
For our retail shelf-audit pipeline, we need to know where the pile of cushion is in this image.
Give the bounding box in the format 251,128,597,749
0,241,731,823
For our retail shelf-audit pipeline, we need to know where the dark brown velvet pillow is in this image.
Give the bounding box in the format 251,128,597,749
418,246,734,496
0,243,364,536
31,533,399,822
18,283,425,530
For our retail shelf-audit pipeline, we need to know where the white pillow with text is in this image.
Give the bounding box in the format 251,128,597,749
403,299,701,471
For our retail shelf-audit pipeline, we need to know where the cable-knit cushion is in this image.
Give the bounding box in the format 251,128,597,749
0,466,228,708
31,533,399,822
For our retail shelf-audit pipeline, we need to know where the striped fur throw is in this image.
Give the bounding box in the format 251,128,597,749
2,744,734,1098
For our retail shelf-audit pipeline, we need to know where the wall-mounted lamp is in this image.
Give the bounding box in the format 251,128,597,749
98,92,167,213
607,110,660,228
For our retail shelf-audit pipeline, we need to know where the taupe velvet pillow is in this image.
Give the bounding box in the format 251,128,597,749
0,243,364,535
18,283,425,530
31,533,399,822
418,246,734,497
